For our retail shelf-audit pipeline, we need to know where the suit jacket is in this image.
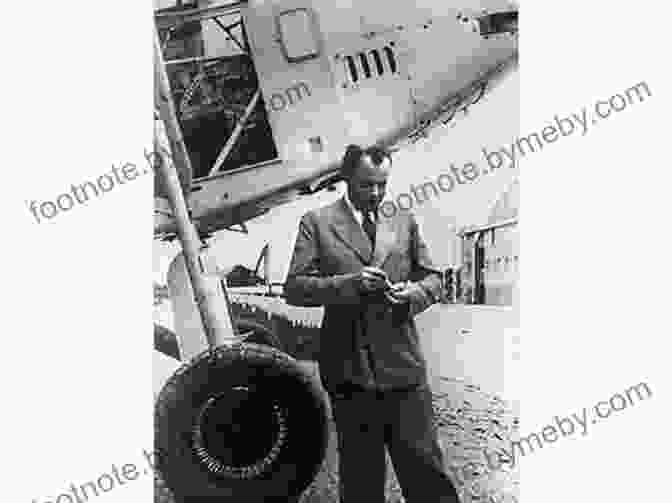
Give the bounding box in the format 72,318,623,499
285,197,442,392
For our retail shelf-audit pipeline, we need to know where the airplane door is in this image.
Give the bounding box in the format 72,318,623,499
242,1,349,174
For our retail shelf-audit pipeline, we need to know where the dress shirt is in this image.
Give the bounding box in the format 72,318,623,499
343,192,378,227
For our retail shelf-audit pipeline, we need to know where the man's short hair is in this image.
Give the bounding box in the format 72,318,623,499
341,144,392,179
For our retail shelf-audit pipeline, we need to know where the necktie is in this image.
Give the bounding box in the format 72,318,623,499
362,211,376,247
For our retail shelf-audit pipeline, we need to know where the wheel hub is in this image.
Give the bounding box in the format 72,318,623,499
192,386,288,479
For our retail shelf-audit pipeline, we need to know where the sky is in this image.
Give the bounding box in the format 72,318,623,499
154,69,519,284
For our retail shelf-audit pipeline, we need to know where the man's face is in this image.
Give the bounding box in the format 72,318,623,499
347,155,390,213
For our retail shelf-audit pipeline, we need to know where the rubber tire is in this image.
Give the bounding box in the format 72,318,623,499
155,343,329,502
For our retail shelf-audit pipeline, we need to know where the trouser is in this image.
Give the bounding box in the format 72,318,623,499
329,385,461,503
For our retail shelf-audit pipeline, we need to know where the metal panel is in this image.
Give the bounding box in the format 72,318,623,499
334,36,412,144
243,0,349,170
404,11,517,120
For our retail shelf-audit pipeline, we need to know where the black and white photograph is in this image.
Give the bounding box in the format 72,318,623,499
152,1,519,501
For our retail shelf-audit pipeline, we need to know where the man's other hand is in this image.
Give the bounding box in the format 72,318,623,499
358,266,389,292
385,282,417,304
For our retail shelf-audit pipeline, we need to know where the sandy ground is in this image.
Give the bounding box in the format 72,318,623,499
154,377,519,503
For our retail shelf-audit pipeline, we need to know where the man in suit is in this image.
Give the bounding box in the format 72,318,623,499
285,145,460,502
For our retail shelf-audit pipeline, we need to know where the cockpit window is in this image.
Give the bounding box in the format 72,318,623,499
277,8,320,63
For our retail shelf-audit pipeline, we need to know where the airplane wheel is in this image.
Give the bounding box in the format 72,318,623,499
155,343,329,502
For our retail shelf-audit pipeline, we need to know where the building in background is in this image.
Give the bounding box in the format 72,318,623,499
459,178,518,306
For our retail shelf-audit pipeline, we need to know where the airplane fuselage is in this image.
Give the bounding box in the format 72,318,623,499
154,0,518,237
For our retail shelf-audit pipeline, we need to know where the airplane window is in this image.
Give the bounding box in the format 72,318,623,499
345,55,359,83
277,8,320,63
345,47,397,85
384,46,397,74
371,50,384,76
478,11,518,36
359,53,372,79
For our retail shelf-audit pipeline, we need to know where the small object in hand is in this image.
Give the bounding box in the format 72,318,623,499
385,282,410,304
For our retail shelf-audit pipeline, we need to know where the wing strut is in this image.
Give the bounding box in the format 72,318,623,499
210,89,261,175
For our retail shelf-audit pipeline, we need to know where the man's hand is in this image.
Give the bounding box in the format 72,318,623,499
357,266,390,293
385,282,416,304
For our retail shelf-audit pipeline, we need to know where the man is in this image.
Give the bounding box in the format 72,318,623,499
285,145,460,502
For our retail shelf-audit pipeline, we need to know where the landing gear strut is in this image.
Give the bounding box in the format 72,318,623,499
153,25,329,501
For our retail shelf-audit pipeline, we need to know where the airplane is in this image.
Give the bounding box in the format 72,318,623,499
153,0,518,238
151,1,518,501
